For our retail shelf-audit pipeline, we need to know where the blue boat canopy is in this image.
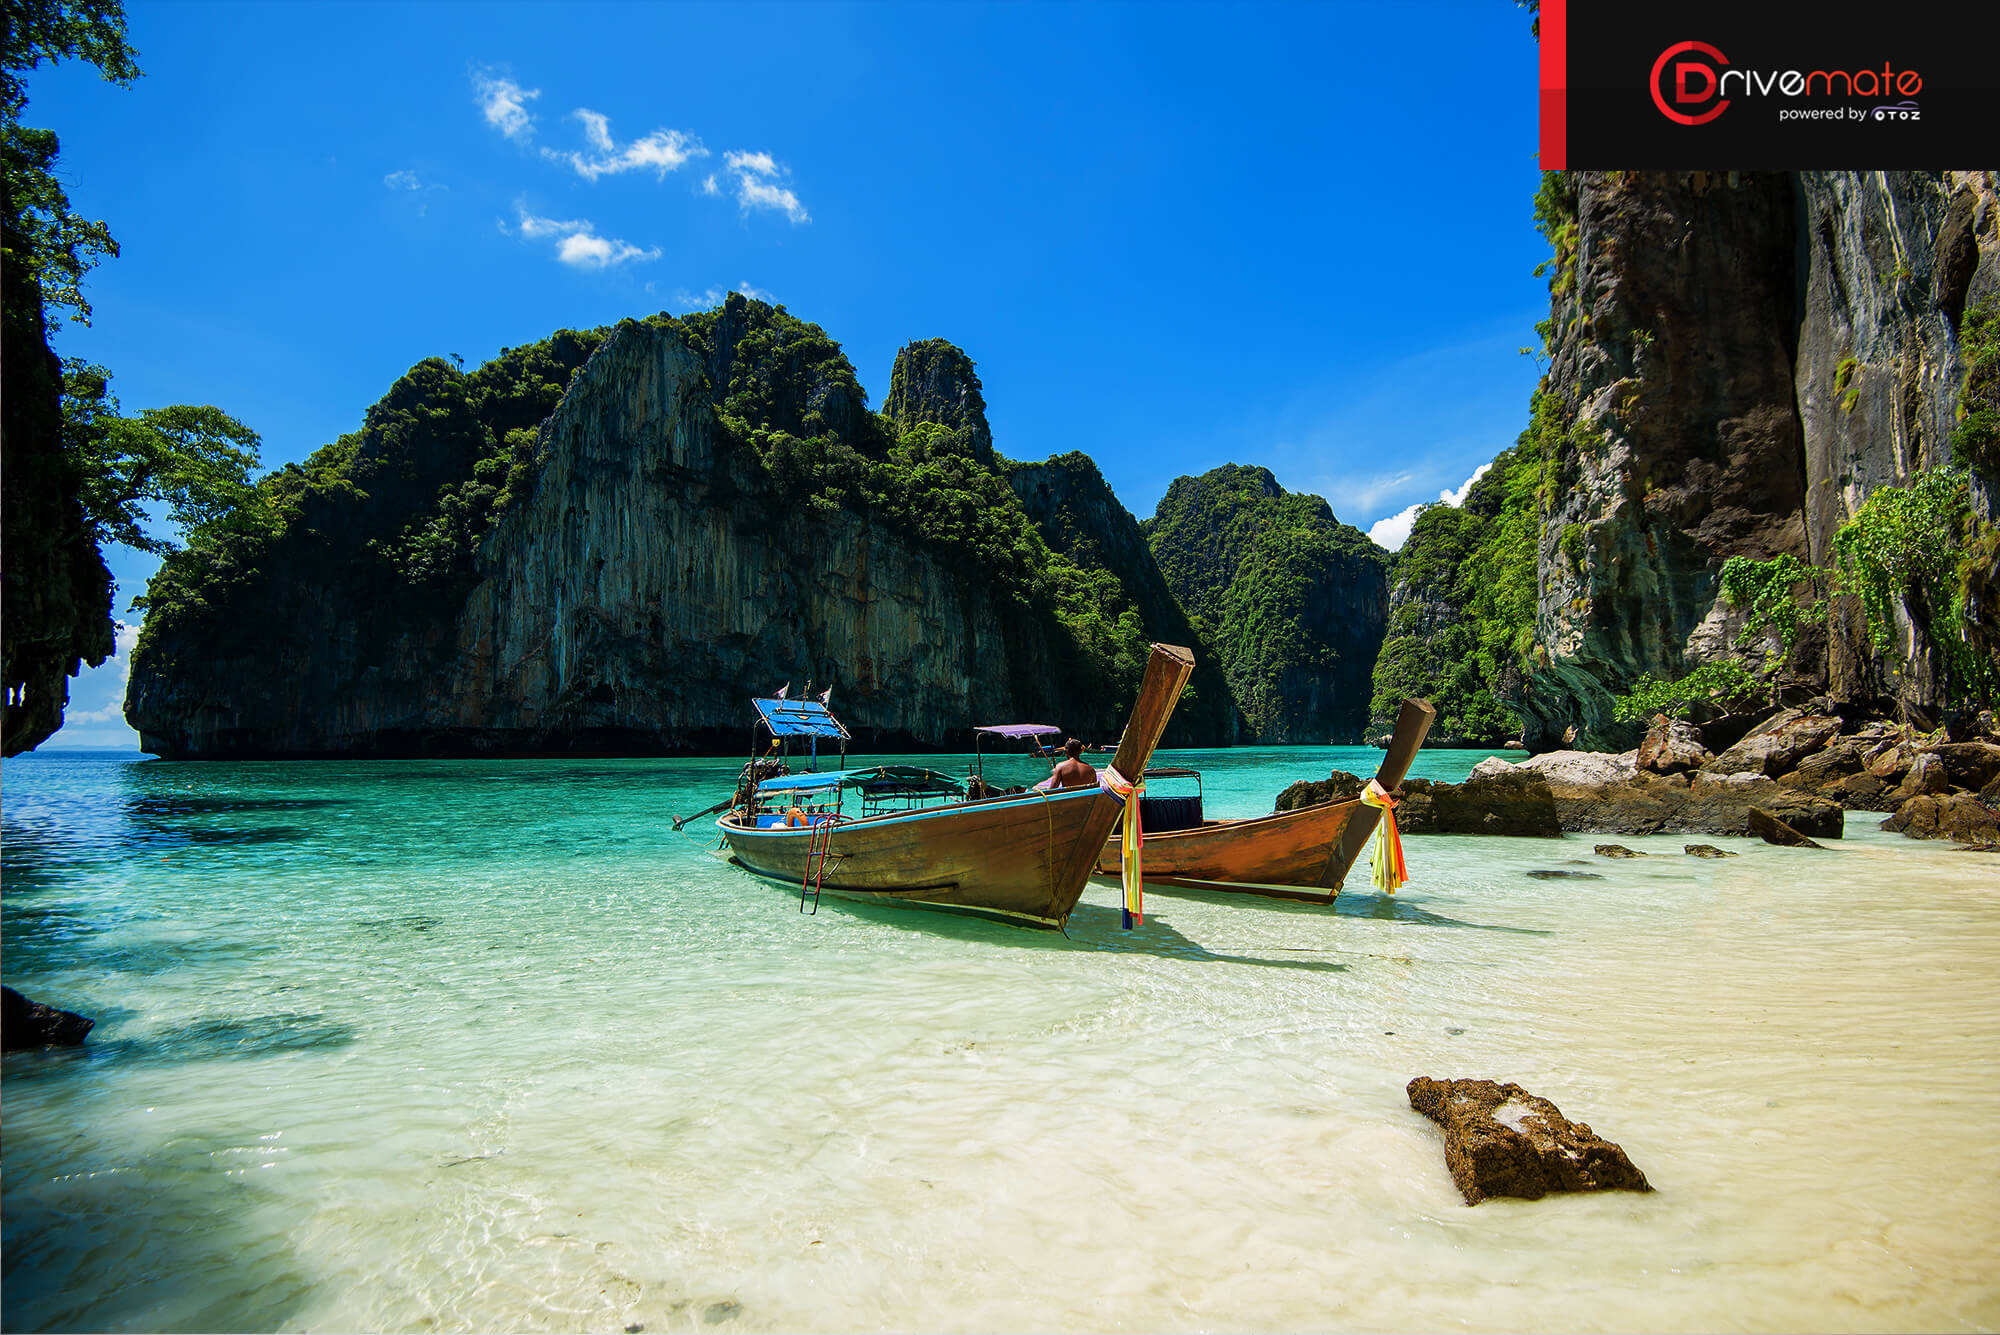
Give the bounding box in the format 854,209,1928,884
753,697,851,740
756,765,964,797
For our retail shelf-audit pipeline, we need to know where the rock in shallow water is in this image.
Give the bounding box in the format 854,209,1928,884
1406,1076,1652,1206
1684,844,1737,858
2,986,95,1050
1883,794,2000,845
1747,806,1825,848
1594,844,1646,858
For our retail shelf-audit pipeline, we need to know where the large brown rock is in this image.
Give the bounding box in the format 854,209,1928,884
1778,737,1869,792
1273,771,1365,812
1888,753,1952,805
1702,709,1843,778
1820,769,1898,812
1929,742,2000,792
1883,794,2000,845
1395,773,1563,836
1407,1077,1652,1206
1,987,95,1050
1275,769,1563,837
1747,805,1825,848
1547,769,1844,838
1637,714,1711,774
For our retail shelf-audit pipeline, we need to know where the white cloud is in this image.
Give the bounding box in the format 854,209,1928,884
700,173,719,196
719,149,809,223
473,69,539,140
1364,462,1498,552
724,150,778,177
1367,504,1423,552
508,207,660,269
1440,462,1493,507
384,169,422,191
549,110,707,181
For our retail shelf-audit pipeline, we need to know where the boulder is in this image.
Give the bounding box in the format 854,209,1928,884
1406,1077,1651,1206
1273,771,1365,813
1866,740,1915,782
1276,769,1561,836
1594,844,1646,858
1778,738,1869,792
1747,806,1824,848
2,987,95,1050
1684,844,1737,857
1820,769,1898,812
1551,770,1844,838
1394,772,1563,837
1517,750,1637,787
1929,742,2000,793
1883,794,2000,845
1889,753,1952,805
1702,710,1843,777
1637,714,1711,775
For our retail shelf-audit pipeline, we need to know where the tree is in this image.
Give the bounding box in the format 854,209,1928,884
2,0,141,325
62,360,265,554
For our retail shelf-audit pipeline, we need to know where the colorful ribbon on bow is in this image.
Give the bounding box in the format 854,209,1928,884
1100,765,1144,928
1360,778,1407,895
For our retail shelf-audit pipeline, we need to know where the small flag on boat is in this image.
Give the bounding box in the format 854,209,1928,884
1361,778,1408,894
774,682,789,699
1101,765,1145,928
817,685,833,705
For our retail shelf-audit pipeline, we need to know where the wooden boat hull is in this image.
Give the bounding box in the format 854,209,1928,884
722,787,1119,928
717,642,1197,929
1096,697,1439,903
1093,797,1361,895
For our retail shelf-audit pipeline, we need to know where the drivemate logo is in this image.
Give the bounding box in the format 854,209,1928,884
1650,39,1924,125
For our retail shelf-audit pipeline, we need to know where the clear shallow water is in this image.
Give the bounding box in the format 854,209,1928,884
4,745,1998,1333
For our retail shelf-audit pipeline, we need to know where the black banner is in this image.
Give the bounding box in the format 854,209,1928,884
1542,0,1997,168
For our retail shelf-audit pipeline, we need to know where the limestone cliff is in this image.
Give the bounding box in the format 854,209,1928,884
128,302,1181,756
1007,452,1243,745
883,338,993,466
2,244,114,755
1144,464,1387,743
1505,170,2000,750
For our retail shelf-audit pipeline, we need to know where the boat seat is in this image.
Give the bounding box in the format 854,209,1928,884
1139,793,1204,833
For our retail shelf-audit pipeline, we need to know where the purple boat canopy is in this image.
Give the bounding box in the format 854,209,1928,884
975,724,1063,739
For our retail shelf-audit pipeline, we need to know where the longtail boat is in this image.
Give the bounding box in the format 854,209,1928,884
716,643,1196,929
1093,697,1437,902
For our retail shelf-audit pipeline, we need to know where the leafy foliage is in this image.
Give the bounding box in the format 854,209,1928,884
1951,304,1999,480
137,330,604,636
1369,503,1520,742
2,0,140,325
1716,552,1830,657
1611,660,1761,723
60,360,265,554
1832,466,1985,701
1145,464,1387,738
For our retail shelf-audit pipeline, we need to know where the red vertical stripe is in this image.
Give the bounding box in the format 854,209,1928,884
1540,0,1568,170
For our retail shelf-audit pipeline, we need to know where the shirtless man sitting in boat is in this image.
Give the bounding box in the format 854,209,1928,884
1037,739,1098,791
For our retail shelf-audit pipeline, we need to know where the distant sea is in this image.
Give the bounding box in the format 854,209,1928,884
4,746,1998,1332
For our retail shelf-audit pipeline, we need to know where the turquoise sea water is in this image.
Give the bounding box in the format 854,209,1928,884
4,745,1999,1332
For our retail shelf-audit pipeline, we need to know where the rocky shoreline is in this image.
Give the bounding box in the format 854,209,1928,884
1282,706,2000,847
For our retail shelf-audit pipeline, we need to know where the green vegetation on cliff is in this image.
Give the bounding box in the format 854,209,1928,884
1145,465,1386,741
1952,304,1999,482
135,330,606,677
1366,410,1546,744
139,297,1207,739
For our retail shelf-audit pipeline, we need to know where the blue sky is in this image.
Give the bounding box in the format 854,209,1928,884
31,0,1547,746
